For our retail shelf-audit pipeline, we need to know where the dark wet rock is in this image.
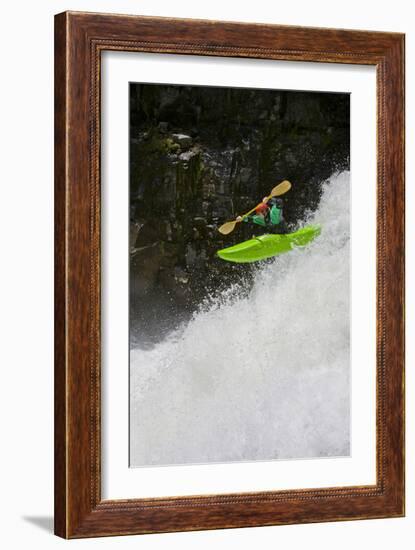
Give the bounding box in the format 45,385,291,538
158,121,169,133
172,133,193,149
130,222,141,252
179,148,199,162
130,242,163,295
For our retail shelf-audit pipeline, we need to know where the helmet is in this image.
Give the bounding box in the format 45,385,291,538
255,203,269,215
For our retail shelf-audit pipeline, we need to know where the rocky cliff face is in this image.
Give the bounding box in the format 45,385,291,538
129,84,350,345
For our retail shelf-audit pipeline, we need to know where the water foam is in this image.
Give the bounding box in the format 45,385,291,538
130,171,350,467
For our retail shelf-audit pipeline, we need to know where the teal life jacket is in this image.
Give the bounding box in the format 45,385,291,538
270,205,282,225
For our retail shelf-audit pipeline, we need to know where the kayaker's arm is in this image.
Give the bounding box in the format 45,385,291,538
242,214,267,227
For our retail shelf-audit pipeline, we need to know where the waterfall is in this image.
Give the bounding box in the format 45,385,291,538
130,171,350,467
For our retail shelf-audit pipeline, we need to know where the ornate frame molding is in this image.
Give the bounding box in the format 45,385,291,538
55,11,405,538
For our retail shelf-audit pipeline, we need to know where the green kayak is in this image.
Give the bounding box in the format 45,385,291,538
217,224,321,263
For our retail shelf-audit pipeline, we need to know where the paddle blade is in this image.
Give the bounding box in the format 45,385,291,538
270,180,292,197
218,220,238,235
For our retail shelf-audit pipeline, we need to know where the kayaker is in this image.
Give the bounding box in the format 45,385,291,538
237,197,287,234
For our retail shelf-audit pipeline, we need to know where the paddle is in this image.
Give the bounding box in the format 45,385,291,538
218,180,292,235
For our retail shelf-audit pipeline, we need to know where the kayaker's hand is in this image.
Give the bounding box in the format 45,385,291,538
236,216,243,222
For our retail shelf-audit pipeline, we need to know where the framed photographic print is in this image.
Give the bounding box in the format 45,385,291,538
54,11,405,538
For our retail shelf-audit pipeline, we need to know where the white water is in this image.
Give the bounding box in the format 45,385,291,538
130,172,350,467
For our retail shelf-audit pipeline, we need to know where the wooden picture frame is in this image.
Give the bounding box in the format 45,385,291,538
54,11,405,538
